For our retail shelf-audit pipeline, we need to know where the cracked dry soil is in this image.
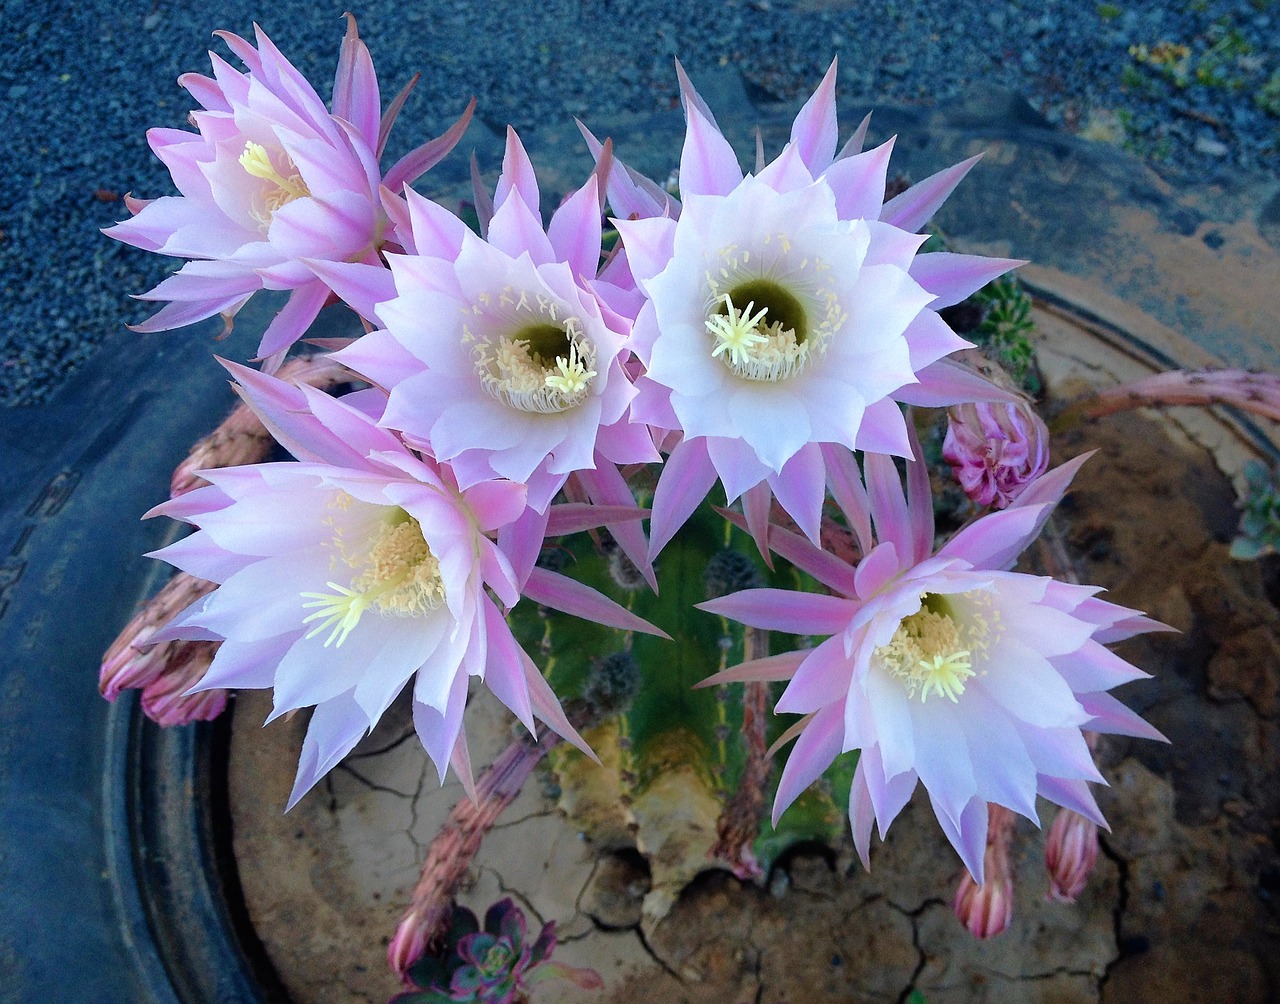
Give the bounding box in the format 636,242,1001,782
228,404,1280,1003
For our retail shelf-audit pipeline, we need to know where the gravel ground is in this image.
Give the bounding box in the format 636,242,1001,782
2,0,1278,406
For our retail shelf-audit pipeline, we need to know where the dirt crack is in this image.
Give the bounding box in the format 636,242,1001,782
480,865,546,928
335,761,418,799
345,725,417,760
406,759,430,854
489,808,555,831
1096,831,1131,996
893,898,943,1004
629,921,685,983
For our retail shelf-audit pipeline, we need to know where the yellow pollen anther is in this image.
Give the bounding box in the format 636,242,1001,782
468,299,597,413
543,341,597,395
915,650,975,703
301,582,371,648
707,295,770,366
239,141,310,231
300,510,445,647
876,600,977,703
701,239,843,383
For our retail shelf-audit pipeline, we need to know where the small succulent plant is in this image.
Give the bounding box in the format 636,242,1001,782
392,899,602,1004
1230,459,1280,560
971,276,1041,396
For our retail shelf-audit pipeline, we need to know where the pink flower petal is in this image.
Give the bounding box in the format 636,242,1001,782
788,59,840,175
678,97,743,198
823,138,895,221
493,127,541,217
880,154,982,233
522,568,668,638
382,97,475,192
648,436,719,560
773,701,844,824
699,588,855,635
547,174,604,281
331,14,380,151
768,444,826,545
909,252,1024,309
894,357,1020,407
288,690,370,809
696,649,808,689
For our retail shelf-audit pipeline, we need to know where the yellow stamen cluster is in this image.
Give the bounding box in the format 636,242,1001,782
466,290,597,413
876,598,976,703
544,341,598,395
707,295,770,366
702,238,846,383
239,140,311,233
301,510,445,647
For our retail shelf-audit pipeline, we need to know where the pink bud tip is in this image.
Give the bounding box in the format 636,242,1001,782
1044,809,1099,903
387,909,430,982
954,804,1016,939
100,574,221,721
954,870,1014,940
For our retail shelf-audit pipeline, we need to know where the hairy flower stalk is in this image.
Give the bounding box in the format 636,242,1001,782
709,628,773,880
954,804,1016,938
1072,369,1280,424
100,572,225,725
388,725,561,981
388,663,641,982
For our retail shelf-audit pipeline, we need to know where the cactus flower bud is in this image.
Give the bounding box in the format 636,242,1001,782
1044,808,1100,903
387,903,437,983
942,397,1050,508
137,641,225,727
953,804,1016,939
100,573,225,725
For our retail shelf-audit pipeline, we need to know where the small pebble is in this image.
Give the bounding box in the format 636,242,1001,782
1194,136,1229,158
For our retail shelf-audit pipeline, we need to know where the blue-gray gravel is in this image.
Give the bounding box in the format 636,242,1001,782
2,0,1276,406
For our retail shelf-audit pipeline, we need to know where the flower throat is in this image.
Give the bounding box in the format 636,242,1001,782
466,289,597,413
876,593,976,703
301,507,445,647
702,239,844,382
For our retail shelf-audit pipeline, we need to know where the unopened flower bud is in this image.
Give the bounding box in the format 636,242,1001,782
954,804,1015,939
101,573,225,725
943,398,1050,509
139,641,225,726
1044,808,1099,903
387,903,439,981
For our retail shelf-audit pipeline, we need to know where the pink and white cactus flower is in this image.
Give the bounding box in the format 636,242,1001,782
142,364,658,807
609,61,1022,555
314,129,658,518
699,444,1168,882
105,16,472,362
